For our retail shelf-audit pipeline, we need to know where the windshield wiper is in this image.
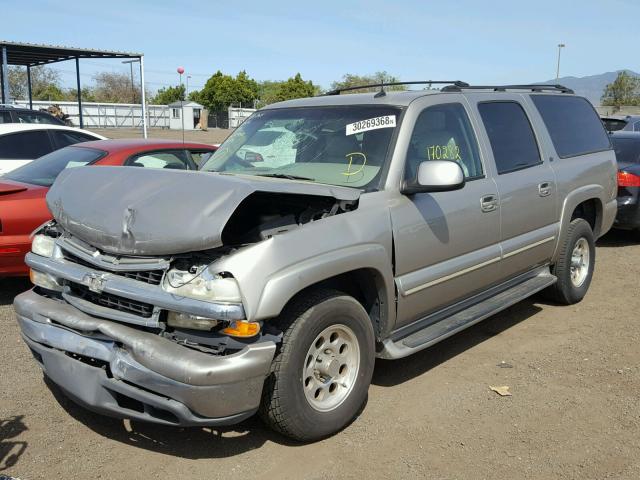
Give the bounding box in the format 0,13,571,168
256,173,315,181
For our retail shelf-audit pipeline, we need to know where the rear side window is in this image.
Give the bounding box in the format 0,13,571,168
478,102,541,174
531,95,611,158
0,111,12,124
51,130,96,149
0,130,53,159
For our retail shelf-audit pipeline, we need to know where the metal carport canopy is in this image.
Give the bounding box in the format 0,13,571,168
0,40,148,137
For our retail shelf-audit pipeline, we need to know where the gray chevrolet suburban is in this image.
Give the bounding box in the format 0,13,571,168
15,81,617,441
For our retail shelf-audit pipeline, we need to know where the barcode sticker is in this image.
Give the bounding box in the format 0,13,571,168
346,115,396,136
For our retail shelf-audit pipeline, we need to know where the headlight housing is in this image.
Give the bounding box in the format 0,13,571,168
162,268,242,303
31,234,56,258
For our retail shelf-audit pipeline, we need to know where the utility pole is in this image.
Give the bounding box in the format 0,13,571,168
122,59,137,103
186,75,191,99
556,43,565,81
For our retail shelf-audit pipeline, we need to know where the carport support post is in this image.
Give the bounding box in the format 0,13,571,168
1,46,9,104
75,57,83,128
27,65,33,109
139,55,148,138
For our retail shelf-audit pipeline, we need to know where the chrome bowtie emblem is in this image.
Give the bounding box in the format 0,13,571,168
84,272,107,293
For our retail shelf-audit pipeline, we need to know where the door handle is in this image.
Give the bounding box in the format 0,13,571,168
538,182,552,197
480,194,499,213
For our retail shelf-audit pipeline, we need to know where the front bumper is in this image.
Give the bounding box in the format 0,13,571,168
14,290,276,426
614,187,640,230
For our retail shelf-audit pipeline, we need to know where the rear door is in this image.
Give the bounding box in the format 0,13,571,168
0,130,54,174
471,96,558,279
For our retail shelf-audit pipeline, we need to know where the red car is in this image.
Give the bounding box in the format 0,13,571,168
0,139,217,276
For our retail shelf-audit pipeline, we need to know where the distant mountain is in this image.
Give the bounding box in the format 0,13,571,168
539,70,640,105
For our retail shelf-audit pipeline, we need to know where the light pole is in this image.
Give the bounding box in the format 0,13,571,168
556,43,565,82
177,66,185,142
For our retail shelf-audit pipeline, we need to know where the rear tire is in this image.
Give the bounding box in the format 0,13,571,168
259,289,375,442
546,218,595,304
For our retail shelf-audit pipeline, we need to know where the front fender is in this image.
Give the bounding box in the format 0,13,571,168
256,243,393,322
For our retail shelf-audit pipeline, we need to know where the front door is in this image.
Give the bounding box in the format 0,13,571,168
391,98,502,328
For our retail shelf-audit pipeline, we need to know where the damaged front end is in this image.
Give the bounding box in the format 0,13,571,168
17,167,359,426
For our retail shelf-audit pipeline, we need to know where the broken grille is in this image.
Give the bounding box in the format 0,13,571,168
62,250,164,285
70,284,154,318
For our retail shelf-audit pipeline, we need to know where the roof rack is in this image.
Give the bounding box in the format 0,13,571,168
441,83,574,94
323,80,470,96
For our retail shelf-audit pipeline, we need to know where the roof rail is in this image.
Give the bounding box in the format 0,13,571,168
441,83,574,94
323,80,470,96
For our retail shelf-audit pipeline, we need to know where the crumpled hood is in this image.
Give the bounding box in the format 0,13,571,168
47,166,360,256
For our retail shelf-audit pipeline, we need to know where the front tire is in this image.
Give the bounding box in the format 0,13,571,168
259,289,375,441
546,218,596,304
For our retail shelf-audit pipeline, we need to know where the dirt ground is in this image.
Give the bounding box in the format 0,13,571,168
87,127,233,145
1,230,639,480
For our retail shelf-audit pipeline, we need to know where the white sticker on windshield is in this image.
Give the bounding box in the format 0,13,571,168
346,115,396,136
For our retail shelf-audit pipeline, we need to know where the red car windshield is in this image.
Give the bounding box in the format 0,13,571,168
4,146,106,187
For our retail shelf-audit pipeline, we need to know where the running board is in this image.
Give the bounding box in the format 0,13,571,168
379,272,557,359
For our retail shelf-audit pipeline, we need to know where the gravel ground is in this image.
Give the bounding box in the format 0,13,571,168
87,127,233,145
0,230,639,480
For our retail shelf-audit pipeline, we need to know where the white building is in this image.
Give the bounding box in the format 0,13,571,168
168,101,205,130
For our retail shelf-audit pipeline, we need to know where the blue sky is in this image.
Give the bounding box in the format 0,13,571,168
2,0,638,93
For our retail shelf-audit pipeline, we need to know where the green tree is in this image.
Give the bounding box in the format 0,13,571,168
197,70,259,112
258,73,318,107
601,71,640,109
152,84,185,105
7,65,67,101
330,71,406,94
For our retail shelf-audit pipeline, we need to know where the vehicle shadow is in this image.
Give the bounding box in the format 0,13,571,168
373,299,543,387
0,279,30,307
44,377,299,458
0,416,28,471
596,228,639,248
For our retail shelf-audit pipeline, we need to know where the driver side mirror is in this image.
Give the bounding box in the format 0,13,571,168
401,160,465,195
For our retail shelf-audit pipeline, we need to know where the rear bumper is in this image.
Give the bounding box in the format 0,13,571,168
614,188,640,230
14,290,276,426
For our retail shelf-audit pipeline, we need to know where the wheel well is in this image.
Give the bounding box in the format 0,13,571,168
282,269,386,338
570,199,602,235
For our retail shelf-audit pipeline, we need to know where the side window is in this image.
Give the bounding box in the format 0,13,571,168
406,103,483,180
189,149,215,168
17,112,59,125
0,112,12,124
126,150,190,170
634,121,640,132
51,130,96,149
478,102,541,174
531,95,611,158
0,130,53,159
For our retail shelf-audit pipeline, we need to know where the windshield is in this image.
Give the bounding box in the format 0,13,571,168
4,146,106,186
201,106,402,190
611,137,640,165
602,118,627,132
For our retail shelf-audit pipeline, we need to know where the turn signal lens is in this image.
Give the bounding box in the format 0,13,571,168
617,171,640,187
221,320,261,338
29,269,63,291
